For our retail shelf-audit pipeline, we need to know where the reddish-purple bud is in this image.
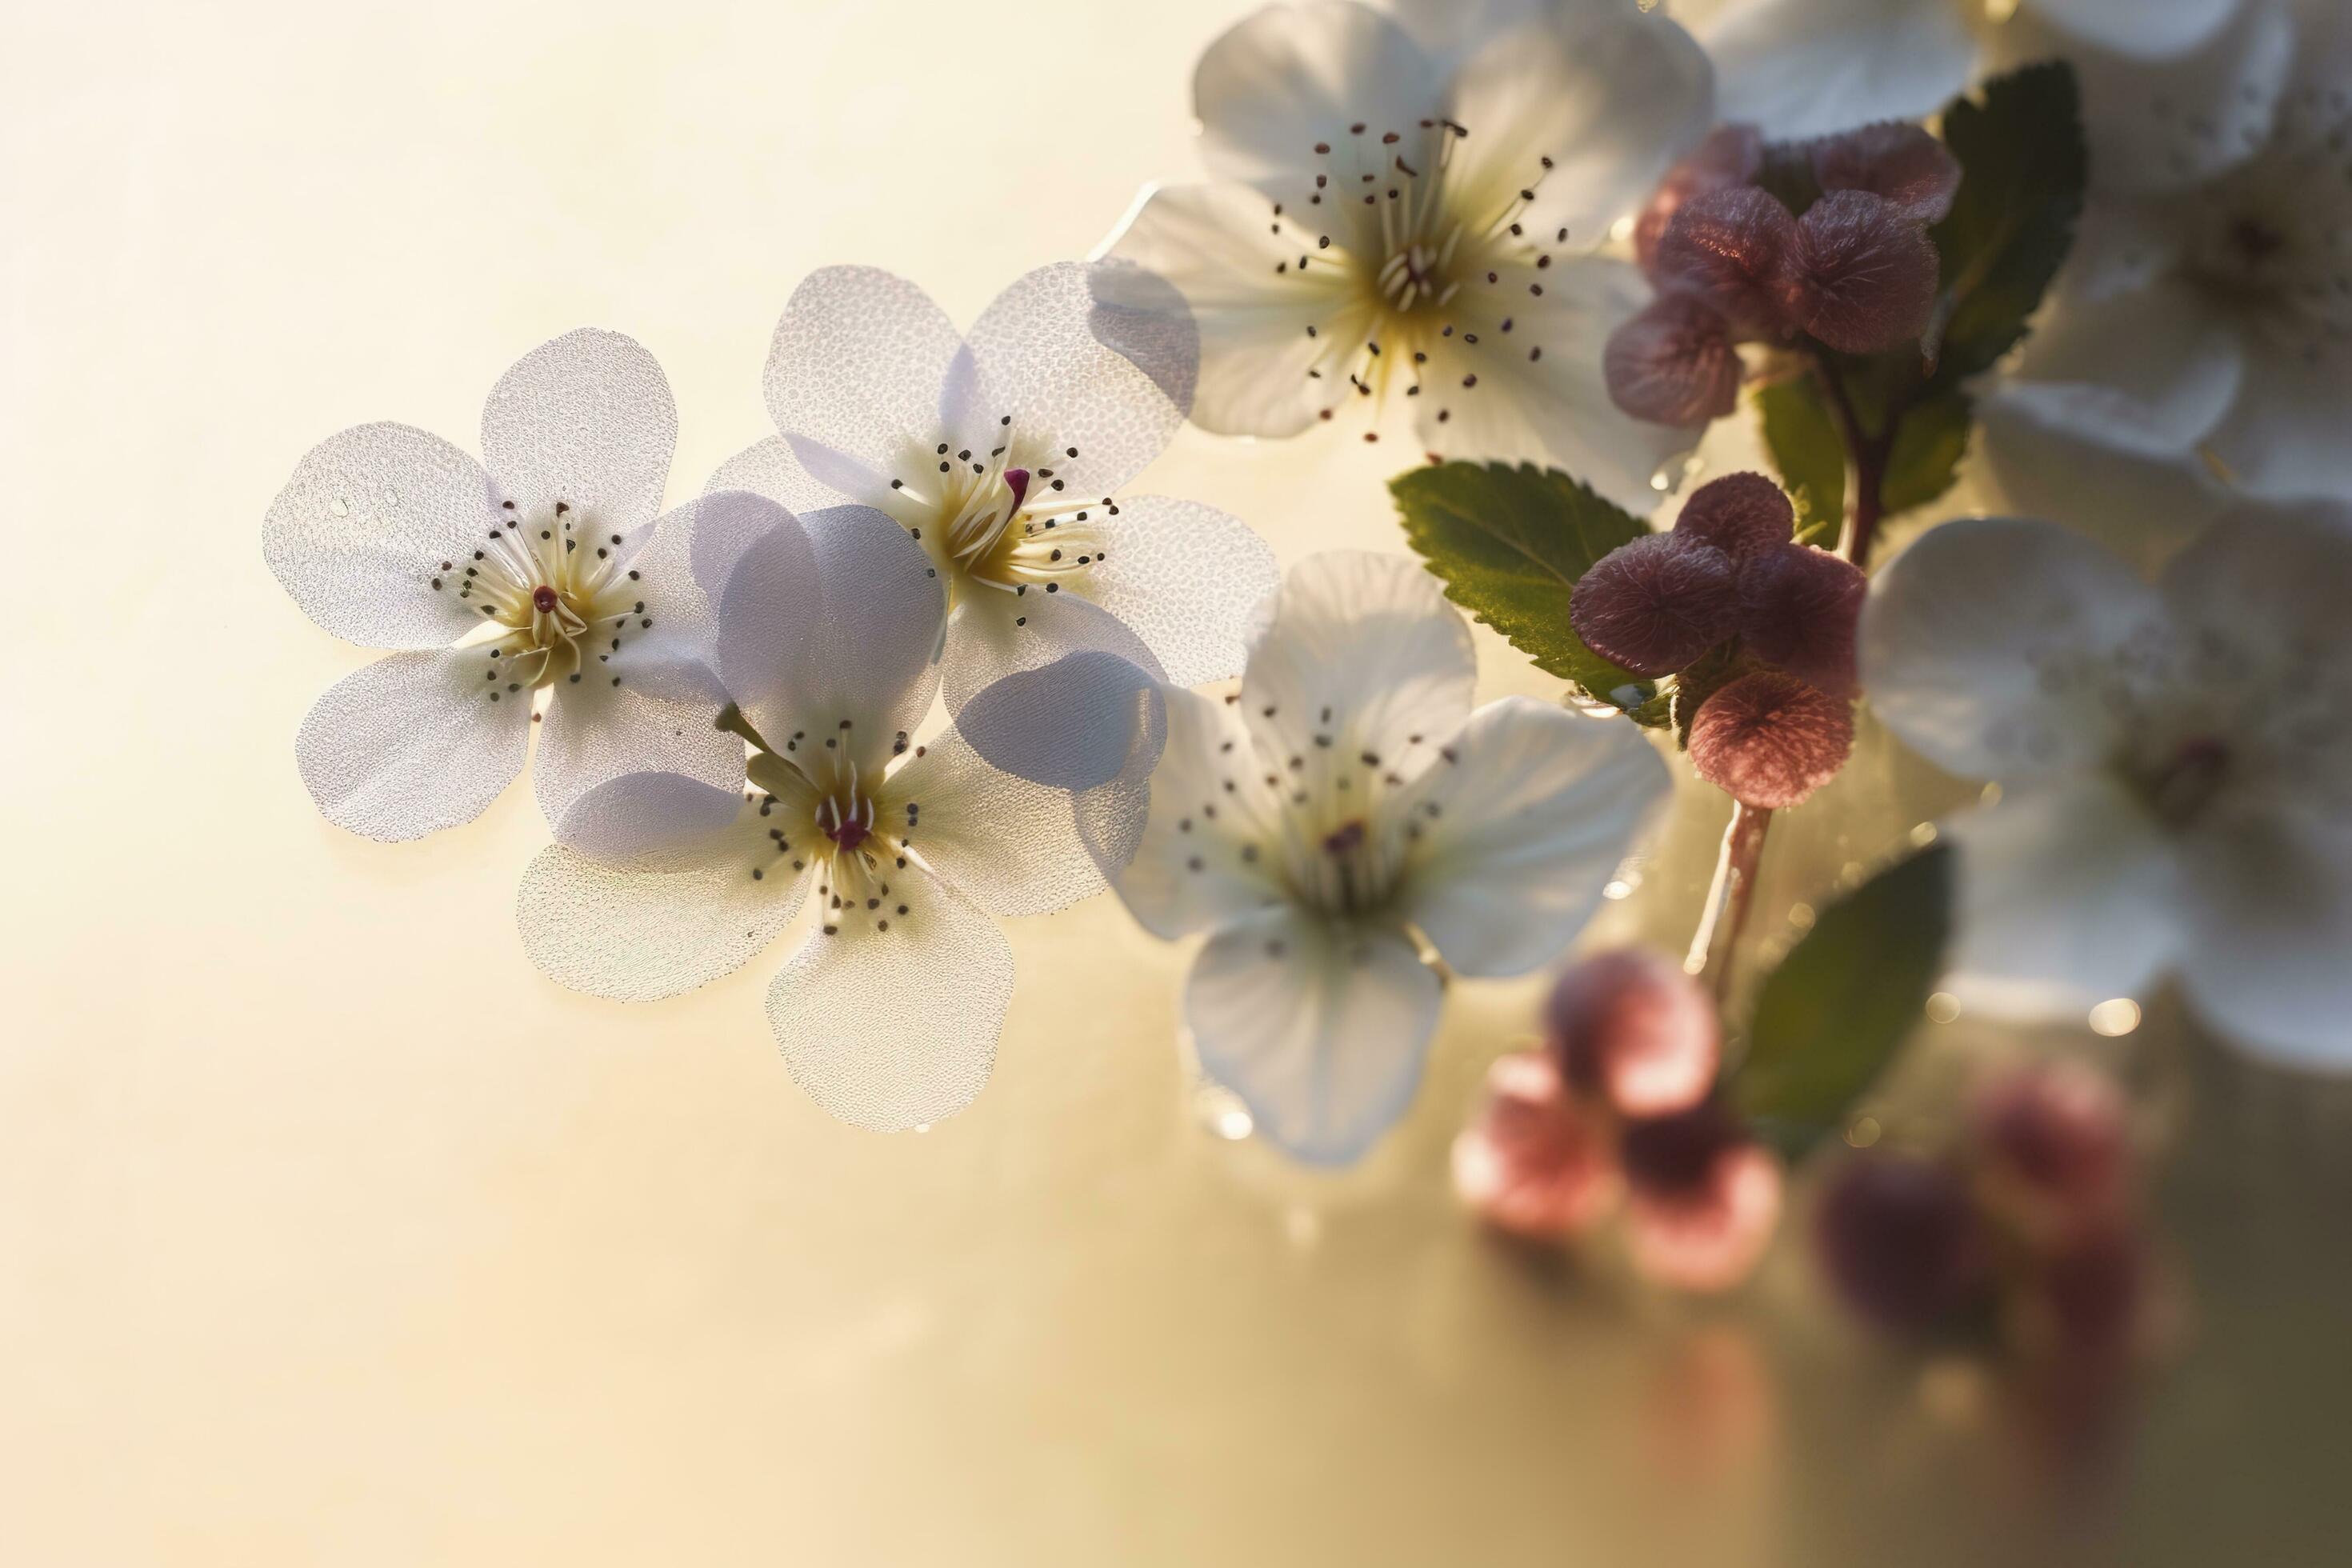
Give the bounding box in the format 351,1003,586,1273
1545,948,1721,1118
2030,1221,2147,1361
1653,186,1806,338
1970,1065,2133,1227
1737,543,1866,698
1687,670,1854,810
1451,1051,1626,1239
1814,1154,1991,1333
1570,533,1741,678
1808,122,1962,226
1672,472,1794,561
1637,122,1766,274
1789,190,1940,355
1622,1103,1783,1293
1604,296,1743,427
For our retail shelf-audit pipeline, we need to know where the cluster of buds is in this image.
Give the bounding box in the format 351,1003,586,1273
1570,473,1864,808
1814,1063,2161,1370
1608,122,1962,426
1452,949,1783,1293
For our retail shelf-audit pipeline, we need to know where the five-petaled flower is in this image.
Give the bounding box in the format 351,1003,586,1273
265,330,739,842
1105,552,1671,1163
1862,506,2352,1067
1098,0,1714,503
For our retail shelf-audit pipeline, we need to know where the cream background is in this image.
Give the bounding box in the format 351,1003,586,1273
4,2,2348,1563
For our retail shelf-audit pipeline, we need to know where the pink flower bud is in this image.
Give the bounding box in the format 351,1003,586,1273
1970,1064,2133,1226
1452,1051,1625,1239
1621,1105,1784,1294
1789,190,1940,355
1653,186,1806,339
1814,1154,1991,1333
1737,543,1866,698
1604,296,1743,427
1687,670,1854,810
1545,948,1721,1118
2026,1220,2147,1362
1671,472,1794,561
1637,122,1766,274
1569,533,1741,678
1807,122,1962,226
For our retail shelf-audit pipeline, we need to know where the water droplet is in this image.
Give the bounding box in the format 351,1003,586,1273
1925,991,1962,1024
330,495,349,517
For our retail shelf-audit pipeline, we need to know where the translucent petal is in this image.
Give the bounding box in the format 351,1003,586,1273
1184,907,1442,1166
1976,398,2225,571
1086,494,1284,689
1706,0,1974,140
1399,695,1671,978
954,262,1198,498
1859,518,2163,782
942,586,1166,790
480,328,677,538
1110,686,1289,941
705,434,869,518
262,422,495,649
887,726,1107,919
2204,338,2352,504
1191,1,1441,183
2177,803,2352,1070
766,864,1010,1132
533,675,746,844
294,648,529,841
596,495,761,710
1098,181,1356,439
518,778,809,1001
1992,280,2245,459
1240,551,1476,797
762,266,964,478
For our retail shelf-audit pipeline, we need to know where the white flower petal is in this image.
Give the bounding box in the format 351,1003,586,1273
1191,1,1441,182
590,496,753,710
1384,0,1552,67
1943,774,2186,1018
1440,0,1714,241
2030,0,2239,61
2176,804,2352,1070
2203,338,2352,503
1414,255,1695,508
1400,695,1671,978
942,586,1167,790
762,266,965,480
1111,686,1290,940
2158,498,2352,661
1099,181,1358,439
480,329,677,538
1993,280,2245,460
262,422,494,649
533,676,745,842
518,778,808,1000
1240,551,1476,793
706,434,869,518
886,726,1109,918
1185,907,1442,1166
1085,494,1281,689
1861,518,2163,782
1976,398,2226,572
955,262,1198,498
294,648,529,841
1706,0,1974,140
766,864,1010,1132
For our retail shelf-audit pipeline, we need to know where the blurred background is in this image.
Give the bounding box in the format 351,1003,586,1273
3,2,2347,1562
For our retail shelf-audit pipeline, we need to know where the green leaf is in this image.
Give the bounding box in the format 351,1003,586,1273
1879,390,1972,517
1754,379,1846,536
1732,843,1955,1158
1391,460,1654,708
1929,62,2087,382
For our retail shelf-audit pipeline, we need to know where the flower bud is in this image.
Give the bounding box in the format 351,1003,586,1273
1671,472,1794,561
1814,1154,1990,1333
1621,1104,1783,1293
1687,670,1854,809
1737,543,1866,698
1808,121,1962,226
1569,533,1740,678
1970,1064,2132,1226
2026,1220,2147,1362
1789,190,1940,355
1636,122,1766,274
1545,948,1721,1118
1452,1051,1625,1238
1604,296,1743,427
1652,186,1806,338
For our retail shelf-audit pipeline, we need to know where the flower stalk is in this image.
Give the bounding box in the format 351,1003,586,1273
1686,800,1774,1002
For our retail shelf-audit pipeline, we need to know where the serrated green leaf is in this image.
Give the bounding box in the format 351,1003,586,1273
1930,62,2087,382
1390,460,1654,706
1880,390,1972,517
1733,843,1955,1158
1754,378,1846,535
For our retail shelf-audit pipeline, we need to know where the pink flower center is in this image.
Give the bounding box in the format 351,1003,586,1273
531,585,561,614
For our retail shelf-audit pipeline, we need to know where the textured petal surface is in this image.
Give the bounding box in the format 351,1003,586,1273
518,777,808,1001
1111,686,1289,941
294,648,529,841
1084,494,1280,689
263,422,495,648
2177,804,2352,1070
532,673,745,842
886,726,1108,920
1861,518,2163,782
1706,0,1974,140
1185,907,1442,1166
942,590,1167,791
705,434,866,519
762,266,965,478
766,864,1010,1132
1192,1,1441,182
1398,696,1670,978
480,329,677,538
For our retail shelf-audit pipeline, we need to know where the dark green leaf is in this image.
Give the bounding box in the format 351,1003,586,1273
1390,461,1654,708
1733,842,1955,1158
1929,62,2087,382
1879,390,1972,517
1754,378,1846,537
